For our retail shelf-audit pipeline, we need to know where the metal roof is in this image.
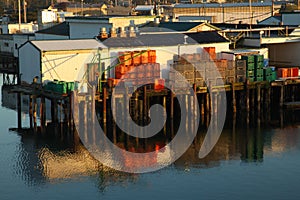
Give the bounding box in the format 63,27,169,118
30,39,107,51
174,2,273,8
35,22,70,36
139,21,221,32
258,15,282,24
135,5,155,11
140,21,203,32
103,31,228,48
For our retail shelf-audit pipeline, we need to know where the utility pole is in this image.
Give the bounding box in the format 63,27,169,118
23,0,27,23
249,0,252,31
272,0,274,16
81,0,83,16
18,0,21,32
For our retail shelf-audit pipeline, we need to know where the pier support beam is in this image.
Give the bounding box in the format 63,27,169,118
232,84,236,113
40,97,46,135
143,85,147,122
170,90,174,119
92,86,96,144
201,94,205,125
193,84,197,119
133,92,139,121
280,85,284,107
292,85,295,102
103,87,107,123
257,84,261,113
246,86,250,112
206,92,210,115
51,99,58,136
163,96,167,119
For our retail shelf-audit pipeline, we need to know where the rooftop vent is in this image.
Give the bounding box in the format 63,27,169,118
119,27,127,38
128,26,136,37
110,27,117,38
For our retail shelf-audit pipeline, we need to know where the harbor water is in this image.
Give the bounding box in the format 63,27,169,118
1,76,300,200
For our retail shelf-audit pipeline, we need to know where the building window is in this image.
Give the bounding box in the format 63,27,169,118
4,42,9,47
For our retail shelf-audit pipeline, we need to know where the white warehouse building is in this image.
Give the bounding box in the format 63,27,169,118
19,39,108,85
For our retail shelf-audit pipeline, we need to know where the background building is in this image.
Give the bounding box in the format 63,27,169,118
167,3,278,24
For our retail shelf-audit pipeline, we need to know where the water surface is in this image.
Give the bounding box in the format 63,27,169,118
1,78,300,200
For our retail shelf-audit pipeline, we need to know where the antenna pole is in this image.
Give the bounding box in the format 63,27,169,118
18,0,21,32
249,0,252,32
24,0,27,23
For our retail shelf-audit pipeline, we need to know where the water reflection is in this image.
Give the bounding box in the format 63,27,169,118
11,112,300,189
13,136,46,186
2,84,300,191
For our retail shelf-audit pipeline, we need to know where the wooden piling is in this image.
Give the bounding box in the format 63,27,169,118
163,96,167,118
280,85,284,107
170,90,174,119
246,86,250,112
206,93,210,115
79,98,88,142
205,92,211,127
134,92,139,121
103,87,107,123
62,100,68,123
201,94,205,125
139,100,143,122
257,84,261,113
83,98,88,143
113,121,117,144
143,85,147,122
51,99,58,124
232,84,236,113
51,99,58,136
40,97,46,135
91,86,96,145
214,93,218,126
292,85,295,102
251,89,255,111
68,93,74,138
124,87,129,129
193,84,197,119
60,100,64,140
265,86,271,108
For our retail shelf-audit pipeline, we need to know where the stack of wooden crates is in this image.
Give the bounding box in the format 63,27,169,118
114,50,161,87
169,47,242,88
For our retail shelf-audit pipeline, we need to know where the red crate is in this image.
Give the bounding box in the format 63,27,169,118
118,51,132,66
203,47,216,61
148,50,156,57
204,47,216,54
290,67,299,77
277,68,289,78
149,56,156,63
141,50,149,64
154,79,165,90
132,51,141,65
